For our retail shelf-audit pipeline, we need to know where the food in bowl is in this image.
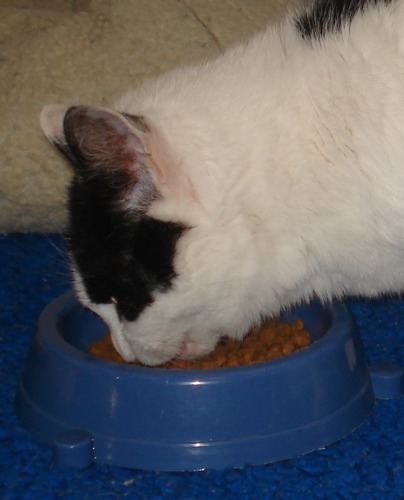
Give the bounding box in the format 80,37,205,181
88,318,311,369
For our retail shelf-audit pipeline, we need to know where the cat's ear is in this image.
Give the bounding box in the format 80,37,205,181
39,105,154,180
40,104,197,212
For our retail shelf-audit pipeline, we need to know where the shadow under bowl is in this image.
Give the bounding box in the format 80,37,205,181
15,292,375,471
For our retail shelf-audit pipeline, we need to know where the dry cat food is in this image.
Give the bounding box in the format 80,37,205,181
88,318,311,369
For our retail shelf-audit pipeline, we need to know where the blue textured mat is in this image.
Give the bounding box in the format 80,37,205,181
1,234,403,499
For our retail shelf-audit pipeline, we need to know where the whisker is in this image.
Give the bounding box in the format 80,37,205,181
43,235,68,263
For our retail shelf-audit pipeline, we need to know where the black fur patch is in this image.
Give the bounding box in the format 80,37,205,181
296,0,392,40
68,172,187,321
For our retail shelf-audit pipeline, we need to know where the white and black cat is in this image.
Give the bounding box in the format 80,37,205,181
40,0,404,365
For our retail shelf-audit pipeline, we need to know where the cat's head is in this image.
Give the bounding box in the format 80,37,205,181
40,104,264,365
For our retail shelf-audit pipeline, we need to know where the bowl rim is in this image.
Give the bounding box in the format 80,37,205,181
38,291,354,380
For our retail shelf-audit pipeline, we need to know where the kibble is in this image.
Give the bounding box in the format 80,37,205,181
88,318,311,369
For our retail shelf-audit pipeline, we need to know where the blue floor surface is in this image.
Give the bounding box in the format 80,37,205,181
1,234,403,499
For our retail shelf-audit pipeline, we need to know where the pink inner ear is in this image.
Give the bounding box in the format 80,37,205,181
143,125,195,200
63,106,147,177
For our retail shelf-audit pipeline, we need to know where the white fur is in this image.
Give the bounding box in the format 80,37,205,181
43,1,404,364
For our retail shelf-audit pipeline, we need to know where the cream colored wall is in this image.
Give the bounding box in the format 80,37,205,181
0,0,303,232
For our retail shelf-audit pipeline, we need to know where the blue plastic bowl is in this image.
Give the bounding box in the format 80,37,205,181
15,292,375,471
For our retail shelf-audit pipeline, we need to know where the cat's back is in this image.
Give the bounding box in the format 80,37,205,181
120,0,404,106
116,0,404,216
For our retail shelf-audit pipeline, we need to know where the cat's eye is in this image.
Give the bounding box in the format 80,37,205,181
110,296,118,305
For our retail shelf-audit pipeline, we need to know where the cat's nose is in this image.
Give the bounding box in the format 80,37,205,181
179,339,198,358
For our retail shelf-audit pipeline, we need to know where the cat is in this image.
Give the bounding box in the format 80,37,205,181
40,0,404,365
